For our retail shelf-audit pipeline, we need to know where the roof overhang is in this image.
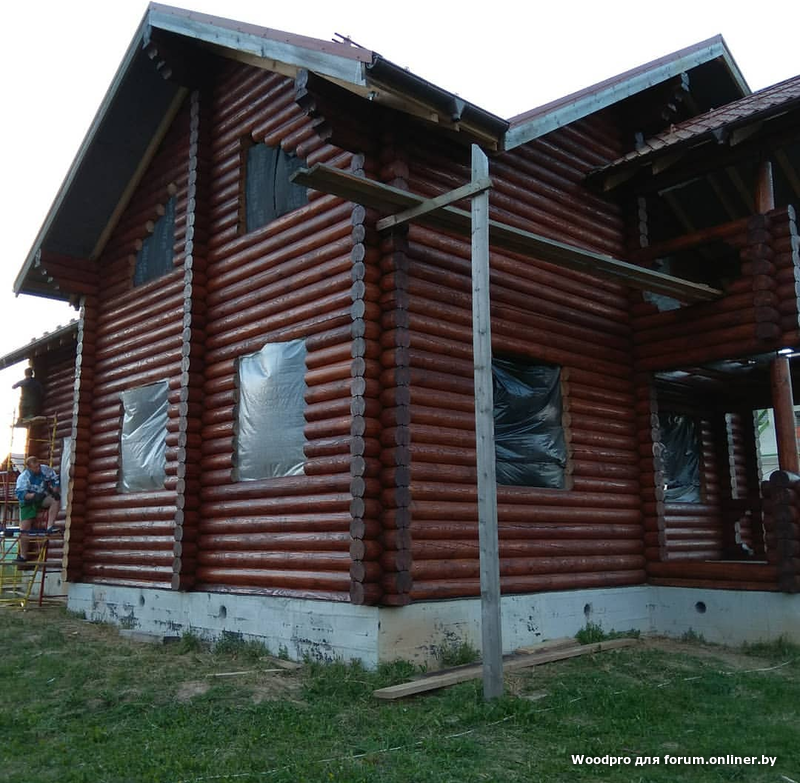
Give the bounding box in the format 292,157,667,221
14,4,509,300
14,7,181,299
589,83,800,194
504,36,749,150
0,322,78,370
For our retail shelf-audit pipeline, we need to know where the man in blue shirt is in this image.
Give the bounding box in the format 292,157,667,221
14,456,60,562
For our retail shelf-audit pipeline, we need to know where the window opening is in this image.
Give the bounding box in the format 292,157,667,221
235,339,307,480
492,357,566,489
243,142,308,233
119,382,168,493
134,197,176,286
659,412,702,503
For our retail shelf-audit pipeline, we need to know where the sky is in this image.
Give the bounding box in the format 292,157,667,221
0,0,797,452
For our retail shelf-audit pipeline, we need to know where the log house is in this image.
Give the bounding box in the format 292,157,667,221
9,4,800,657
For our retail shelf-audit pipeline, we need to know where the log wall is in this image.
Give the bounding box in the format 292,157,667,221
75,99,193,589
628,197,789,589
632,206,800,372
395,112,647,600
195,62,371,601
762,470,800,592
637,381,772,587
57,54,791,603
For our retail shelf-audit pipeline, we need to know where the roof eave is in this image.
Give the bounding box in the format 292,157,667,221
13,9,152,297
590,92,800,191
147,4,368,86
503,36,750,150
366,56,509,145
0,322,79,370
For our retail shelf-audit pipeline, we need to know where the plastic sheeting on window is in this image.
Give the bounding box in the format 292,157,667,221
60,436,73,511
492,357,566,489
236,339,307,481
660,412,701,503
134,197,175,286
119,382,168,493
245,143,308,232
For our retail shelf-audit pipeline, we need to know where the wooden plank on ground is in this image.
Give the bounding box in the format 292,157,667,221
373,638,639,700
514,637,580,655
291,165,721,303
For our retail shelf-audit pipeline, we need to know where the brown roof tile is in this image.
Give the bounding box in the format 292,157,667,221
600,73,800,172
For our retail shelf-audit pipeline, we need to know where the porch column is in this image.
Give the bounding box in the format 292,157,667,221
770,355,799,473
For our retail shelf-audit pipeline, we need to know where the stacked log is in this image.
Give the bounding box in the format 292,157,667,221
195,61,364,600
770,206,800,339
399,112,646,600
761,470,800,592
65,298,97,582
348,187,384,606
368,127,413,606
171,88,210,590
78,99,192,590
641,394,777,589
634,373,665,564
723,411,764,555
633,206,799,372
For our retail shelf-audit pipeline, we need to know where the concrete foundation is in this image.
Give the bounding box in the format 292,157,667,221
67,582,800,667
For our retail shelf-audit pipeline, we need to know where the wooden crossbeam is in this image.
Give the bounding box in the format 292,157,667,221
292,165,722,303
632,216,749,263
375,177,492,231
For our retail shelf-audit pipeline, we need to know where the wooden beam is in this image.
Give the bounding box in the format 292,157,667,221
771,355,799,474
632,216,749,263
375,177,492,232
470,145,503,701
756,159,775,214
292,165,722,303
372,638,640,700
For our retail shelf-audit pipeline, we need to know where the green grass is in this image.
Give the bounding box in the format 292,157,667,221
436,639,481,668
1,609,799,782
575,621,641,644
741,634,800,661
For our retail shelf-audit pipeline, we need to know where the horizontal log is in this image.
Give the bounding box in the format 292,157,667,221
411,499,641,523
193,567,350,591
647,560,777,582
410,569,645,599
411,554,645,580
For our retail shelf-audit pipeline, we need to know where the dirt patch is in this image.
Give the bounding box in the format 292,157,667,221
642,637,787,672
176,681,211,702
250,674,303,704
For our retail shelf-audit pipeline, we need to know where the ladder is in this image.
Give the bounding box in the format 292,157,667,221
0,530,58,609
24,413,59,467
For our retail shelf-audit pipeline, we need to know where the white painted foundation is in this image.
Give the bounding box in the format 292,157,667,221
649,586,800,645
67,582,800,667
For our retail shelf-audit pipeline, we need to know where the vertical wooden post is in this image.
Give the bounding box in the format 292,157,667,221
771,355,799,474
756,159,775,214
470,144,503,700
